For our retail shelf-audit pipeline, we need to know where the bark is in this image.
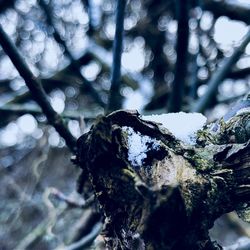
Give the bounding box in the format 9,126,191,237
75,108,250,250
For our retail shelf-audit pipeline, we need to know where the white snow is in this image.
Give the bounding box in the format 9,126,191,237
223,237,250,250
122,126,160,166
141,112,207,145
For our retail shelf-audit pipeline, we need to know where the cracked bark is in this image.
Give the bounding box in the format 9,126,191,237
75,108,250,250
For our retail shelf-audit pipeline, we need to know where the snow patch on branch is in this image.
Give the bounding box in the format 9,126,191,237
122,126,160,166
141,112,207,145
223,236,250,250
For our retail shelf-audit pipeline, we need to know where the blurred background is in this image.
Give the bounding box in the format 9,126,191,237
0,0,250,249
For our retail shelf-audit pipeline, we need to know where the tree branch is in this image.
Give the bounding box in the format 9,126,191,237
6,42,139,106
13,206,67,250
62,222,102,250
107,0,126,113
0,25,77,152
203,0,250,25
228,67,250,79
75,107,250,249
38,0,105,108
0,104,98,122
168,0,190,112
192,29,250,113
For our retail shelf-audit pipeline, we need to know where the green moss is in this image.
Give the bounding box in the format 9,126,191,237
183,147,216,172
237,207,250,223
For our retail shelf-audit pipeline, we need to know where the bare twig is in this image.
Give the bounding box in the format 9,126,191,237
0,24,77,152
13,192,67,250
0,104,99,121
38,0,105,108
87,40,139,90
60,222,103,250
107,0,126,113
228,67,250,79
168,0,190,112
203,0,250,25
50,187,95,209
5,78,78,105
217,93,246,105
189,2,203,100
13,218,52,250
192,29,250,113
5,41,140,106
66,210,102,244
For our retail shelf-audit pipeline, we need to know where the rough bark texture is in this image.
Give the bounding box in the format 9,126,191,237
75,108,250,250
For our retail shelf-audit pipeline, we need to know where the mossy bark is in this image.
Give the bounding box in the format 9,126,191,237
75,110,250,250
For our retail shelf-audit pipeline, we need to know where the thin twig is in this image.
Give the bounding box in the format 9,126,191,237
0,104,99,121
0,25,77,152
13,203,67,250
38,0,105,108
5,41,140,106
13,218,53,250
203,0,250,25
168,0,190,112
189,1,203,100
107,0,126,113
217,93,246,105
192,29,250,113
228,67,250,79
61,222,103,250
50,187,95,209
66,210,102,245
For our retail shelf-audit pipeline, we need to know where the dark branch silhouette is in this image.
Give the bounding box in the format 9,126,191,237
38,0,105,108
0,104,98,121
5,42,140,107
203,0,250,25
192,29,250,113
168,0,190,112
107,0,126,113
0,25,77,152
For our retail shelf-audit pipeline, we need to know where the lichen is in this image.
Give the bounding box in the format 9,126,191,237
236,206,250,223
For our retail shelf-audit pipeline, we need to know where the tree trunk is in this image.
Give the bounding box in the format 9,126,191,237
75,109,250,250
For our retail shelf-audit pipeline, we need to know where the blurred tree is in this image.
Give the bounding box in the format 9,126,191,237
0,0,250,249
